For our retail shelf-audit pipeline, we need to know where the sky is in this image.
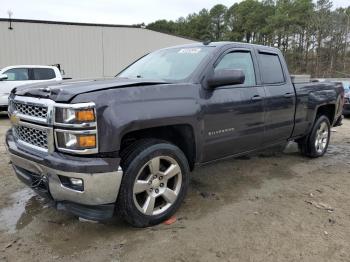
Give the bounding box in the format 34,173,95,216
0,0,349,26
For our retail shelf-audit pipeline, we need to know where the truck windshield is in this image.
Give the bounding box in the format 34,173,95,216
118,47,213,81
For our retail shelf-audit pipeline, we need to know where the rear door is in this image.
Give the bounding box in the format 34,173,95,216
201,48,265,162
256,51,296,145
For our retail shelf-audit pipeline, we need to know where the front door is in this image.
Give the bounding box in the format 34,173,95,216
0,68,31,106
201,49,265,162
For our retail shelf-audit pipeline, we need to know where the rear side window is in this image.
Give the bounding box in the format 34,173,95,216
32,68,56,80
258,53,285,84
215,51,256,87
3,68,29,81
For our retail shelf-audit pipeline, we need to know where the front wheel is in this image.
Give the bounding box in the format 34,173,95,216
118,139,189,227
298,115,331,158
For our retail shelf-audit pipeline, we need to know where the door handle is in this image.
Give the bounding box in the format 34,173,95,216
251,95,262,101
284,93,294,98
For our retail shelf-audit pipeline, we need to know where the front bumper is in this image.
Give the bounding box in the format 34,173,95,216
6,130,123,220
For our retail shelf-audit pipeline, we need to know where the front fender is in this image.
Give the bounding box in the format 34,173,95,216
100,98,201,152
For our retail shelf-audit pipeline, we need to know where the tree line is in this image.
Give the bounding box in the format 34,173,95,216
147,0,350,78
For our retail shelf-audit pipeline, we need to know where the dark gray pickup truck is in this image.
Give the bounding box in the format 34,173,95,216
6,42,344,227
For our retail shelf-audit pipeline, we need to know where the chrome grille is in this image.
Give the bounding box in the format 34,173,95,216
13,125,48,150
14,101,48,119
8,96,55,153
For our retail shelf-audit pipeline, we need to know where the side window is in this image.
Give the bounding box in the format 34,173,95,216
258,53,285,84
32,68,56,80
3,68,29,81
215,51,256,87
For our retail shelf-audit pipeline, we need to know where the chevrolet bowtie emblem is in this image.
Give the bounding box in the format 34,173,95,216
10,114,20,125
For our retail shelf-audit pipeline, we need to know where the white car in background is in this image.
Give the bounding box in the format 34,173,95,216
0,65,63,111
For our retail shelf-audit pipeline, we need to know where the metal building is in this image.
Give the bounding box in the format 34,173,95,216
0,19,196,79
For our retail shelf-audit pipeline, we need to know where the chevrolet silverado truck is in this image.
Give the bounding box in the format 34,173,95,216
5,42,344,227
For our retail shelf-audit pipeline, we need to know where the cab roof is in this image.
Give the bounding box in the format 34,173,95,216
161,41,280,53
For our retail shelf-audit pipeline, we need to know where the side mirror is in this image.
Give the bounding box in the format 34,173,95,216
0,74,8,81
207,69,245,88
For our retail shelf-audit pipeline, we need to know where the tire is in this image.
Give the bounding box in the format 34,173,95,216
298,115,331,158
117,139,190,227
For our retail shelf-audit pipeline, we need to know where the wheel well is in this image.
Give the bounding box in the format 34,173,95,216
316,104,335,125
120,125,196,170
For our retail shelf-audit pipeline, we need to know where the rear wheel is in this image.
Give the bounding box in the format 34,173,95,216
118,139,189,227
298,115,330,158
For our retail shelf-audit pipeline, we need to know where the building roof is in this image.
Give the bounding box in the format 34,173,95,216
0,18,139,28
0,18,199,42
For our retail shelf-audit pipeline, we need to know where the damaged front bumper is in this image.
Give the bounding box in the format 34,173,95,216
6,130,123,221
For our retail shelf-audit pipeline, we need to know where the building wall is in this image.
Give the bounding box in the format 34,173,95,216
0,20,196,79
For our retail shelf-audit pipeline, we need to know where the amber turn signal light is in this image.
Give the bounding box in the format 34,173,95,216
78,135,96,148
76,109,95,122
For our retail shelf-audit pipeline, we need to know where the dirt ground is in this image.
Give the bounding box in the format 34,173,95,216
1,112,350,262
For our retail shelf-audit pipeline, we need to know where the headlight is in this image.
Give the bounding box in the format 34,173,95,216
55,130,97,153
55,103,96,125
54,102,98,154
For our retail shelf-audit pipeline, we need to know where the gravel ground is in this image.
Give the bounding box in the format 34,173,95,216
1,111,350,262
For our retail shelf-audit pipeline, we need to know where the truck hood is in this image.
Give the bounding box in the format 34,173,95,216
12,78,169,102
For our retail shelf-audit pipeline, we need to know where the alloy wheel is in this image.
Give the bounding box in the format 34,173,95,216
315,121,329,154
132,156,182,216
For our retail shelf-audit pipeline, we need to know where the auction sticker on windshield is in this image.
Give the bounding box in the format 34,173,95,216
178,48,202,54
